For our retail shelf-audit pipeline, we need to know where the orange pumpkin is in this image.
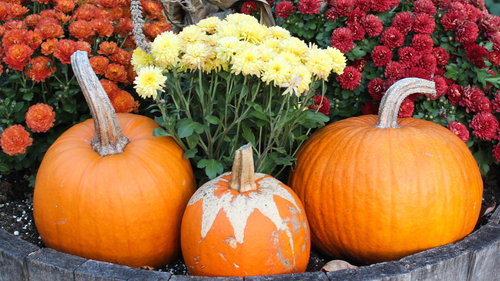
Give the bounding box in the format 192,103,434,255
33,51,197,269
289,78,483,264
181,144,310,277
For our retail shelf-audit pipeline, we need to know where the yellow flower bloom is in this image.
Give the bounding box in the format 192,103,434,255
239,22,267,44
327,47,347,75
180,42,211,71
216,21,240,38
261,55,291,86
305,48,333,80
215,36,244,63
281,51,302,67
225,13,258,26
256,45,274,62
150,31,181,69
202,46,225,73
131,47,155,72
197,17,221,34
231,47,264,76
179,25,203,44
279,37,308,58
134,65,166,100
262,38,281,52
265,26,290,40
294,65,312,95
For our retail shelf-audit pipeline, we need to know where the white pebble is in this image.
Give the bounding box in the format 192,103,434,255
13,231,19,236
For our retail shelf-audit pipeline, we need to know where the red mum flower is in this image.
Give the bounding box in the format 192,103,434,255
405,67,431,80
100,79,119,99
41,38,57,56
413,0,436,15
418,53,437,75
413,14,435,35
392,11,414,35
447,84,463,104
36,18,64,39
385,61,406,80
362,14,383,37
91,18,114,38
105,63,128,83
308,95,331,115
447,121,469,142
3,44,33,71
493,90,500,112
478,12,500,35
456,22,479,46
355,0,371,11
380,27,405,49
26,56,56,83
492,143,500,162
470,112,499,141
368,78,386,101
432,47,449,66
410,34,434,54
441,11,466,31
352,55,369,72
98,41,119,56
347,21,365,41
466,44,489,69
347,8,366,23
111,90,138,113
25,103,56,133
398,47,421,68
371,45,392,67
0,125,33,156
428,76,447,100
89,56,109,75
362,100,379,115
398,97,414,118
241,1,258,14
337,66,362,90
371,0,393,12
460,86,485,113
298,0,321,15
53,39,77,65
325,7,336,21
275,1,295,19
330,27,354,53
489,51,500,66
334,0,355,17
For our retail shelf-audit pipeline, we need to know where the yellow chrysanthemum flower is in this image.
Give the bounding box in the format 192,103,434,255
216,21,240,38
131,47,155,72
202,46,225,73
261,55,291,86
231,47,264,77
327,47,347,75
197,16,221,34
305,48,333,80
239,22,267,44
279,37,308,58
179,25,204,44
262,38,281,52
294,65,313,95
180,42,211,71
216,36,244,63
150,31,181,69
281,52,302,67
225,13,258,26
134,65,166,100
265,26,290,41
256,45,274,62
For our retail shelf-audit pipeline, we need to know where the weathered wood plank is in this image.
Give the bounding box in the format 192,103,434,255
489,206,500,224
26,248,87,281
456,224,500,281
127,269,171,280
245,271,328,281
326,261,411,281
0,228,40,281
400,243,470,281
74,260,138,281
169,275,243,281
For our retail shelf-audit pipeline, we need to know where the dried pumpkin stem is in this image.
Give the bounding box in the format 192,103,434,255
229,143,258,193
71,51,130,157
376,78,436,129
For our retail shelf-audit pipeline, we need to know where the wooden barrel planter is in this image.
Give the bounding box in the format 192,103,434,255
0,207,499,281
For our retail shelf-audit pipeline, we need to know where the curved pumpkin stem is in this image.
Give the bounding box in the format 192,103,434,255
229,143,258,193
376,78,436,129
71,51,130,156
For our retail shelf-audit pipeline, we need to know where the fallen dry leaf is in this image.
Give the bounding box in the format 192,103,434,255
321,260,358,272
139,265,155,270
480,201,497,218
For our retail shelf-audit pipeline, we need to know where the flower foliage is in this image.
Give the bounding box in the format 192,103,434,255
132,13,346,180
0,0,167,177
268,0,500,174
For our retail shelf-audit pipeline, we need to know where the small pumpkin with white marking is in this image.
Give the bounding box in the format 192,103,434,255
181,144,310,277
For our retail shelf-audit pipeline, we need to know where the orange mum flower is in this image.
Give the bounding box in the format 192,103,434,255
98,41,118,56
90,56,109,75
75,40,91,54
105,63,127,83
122,36,136,49
34,0,52,4
3,44,33,70
113,18,133,37
53,39,77,64
0,2,9,21
24,14,41,29
56,11,71,24
108,7,123,20
109,48,131,65
98,0,120,8
8,4,29,19
69,20,95,40
91,18,114,38
41,38,57,55
0,26,5,37
0,125,33,156
73,8,94,21
25,103,56,133
111,90,138,113
93,8,114,21
121,4,132,18
2,29,26,49
36,18,64,39
26,56,56,83
125,63,136,85
39,9,58,19
54,0,75,13
100,78,119,99
25,30,44,50
0,65,3,75
3,20,27,31
142,0,164,19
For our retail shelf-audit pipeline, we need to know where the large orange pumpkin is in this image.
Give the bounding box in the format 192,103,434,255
33,51,197,268
288,78,483,264
181,144,310,277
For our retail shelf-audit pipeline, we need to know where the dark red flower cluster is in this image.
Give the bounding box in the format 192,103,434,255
298,0,321,15
275,1,295,19
447,121,470,142
308,95,331,115
241,1,258,15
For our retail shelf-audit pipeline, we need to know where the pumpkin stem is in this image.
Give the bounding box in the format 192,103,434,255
376,78,436,129
71,51,130,156
229,143,258,193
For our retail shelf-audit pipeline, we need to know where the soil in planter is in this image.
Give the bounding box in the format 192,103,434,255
1,167,499,274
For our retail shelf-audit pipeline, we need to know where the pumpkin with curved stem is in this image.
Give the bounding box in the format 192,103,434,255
181,143,310,277
33,51,197,269
288,78,483,264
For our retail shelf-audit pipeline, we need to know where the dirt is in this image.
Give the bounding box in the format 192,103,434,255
1,167,499,274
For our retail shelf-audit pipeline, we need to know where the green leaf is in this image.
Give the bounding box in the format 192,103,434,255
275,156,296,166
0,163,9,172
14,102,24,112
197,159,224,179
176,119,208,138
250,111,269,123
205,115,222,125
485,75,500,88
62,103,76,113
23,92,34,101
242,124,256,146
183,148,198,159
154,116,165,127
444,64,460,80
153,128,171,137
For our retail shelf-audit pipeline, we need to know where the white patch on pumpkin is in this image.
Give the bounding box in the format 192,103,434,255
187,172,302,265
